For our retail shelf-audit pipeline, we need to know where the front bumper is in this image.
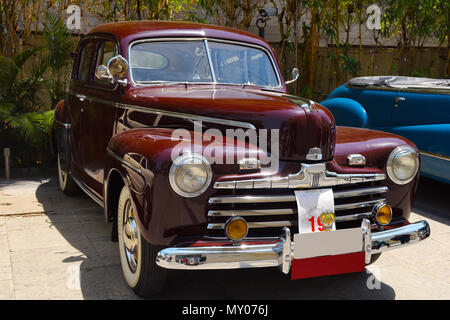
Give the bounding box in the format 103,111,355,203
156,220,430,272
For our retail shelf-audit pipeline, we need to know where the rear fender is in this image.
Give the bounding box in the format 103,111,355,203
321,97,368,128
52,100,71,170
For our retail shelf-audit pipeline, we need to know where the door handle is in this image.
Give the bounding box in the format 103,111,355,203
77,94,87,102
394,96,406,107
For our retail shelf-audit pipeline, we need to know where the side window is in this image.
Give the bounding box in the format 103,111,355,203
78,42,94,82
94,40,117,86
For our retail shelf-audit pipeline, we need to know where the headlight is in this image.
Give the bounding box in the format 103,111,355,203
169,153,212,197
386,145,419,185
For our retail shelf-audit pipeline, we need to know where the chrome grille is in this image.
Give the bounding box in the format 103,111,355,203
206,183,388,239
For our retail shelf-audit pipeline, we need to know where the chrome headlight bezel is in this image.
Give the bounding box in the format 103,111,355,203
169,153,212,198
386,145,419,185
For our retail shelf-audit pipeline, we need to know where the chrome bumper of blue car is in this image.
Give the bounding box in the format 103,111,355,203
156,220,430,271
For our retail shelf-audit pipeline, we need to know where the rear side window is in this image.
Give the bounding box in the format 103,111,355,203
78,42,94,82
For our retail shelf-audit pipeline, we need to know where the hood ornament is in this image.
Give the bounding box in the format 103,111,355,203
306,147,322,161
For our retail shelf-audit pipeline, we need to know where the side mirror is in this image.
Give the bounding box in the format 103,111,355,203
285,67,299,84
108,55,129,78
95,64,113,80
95,55,129,85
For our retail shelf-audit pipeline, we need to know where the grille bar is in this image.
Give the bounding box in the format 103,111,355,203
208,186,388,205
208,220,295,230
208,208,295,217
335,198,385,211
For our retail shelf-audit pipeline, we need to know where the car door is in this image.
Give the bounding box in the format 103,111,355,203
78,38,119,196
390,90,450,155
346,87,401,130
68,39,95,180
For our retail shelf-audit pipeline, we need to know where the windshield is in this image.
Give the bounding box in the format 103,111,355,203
129,39,280,87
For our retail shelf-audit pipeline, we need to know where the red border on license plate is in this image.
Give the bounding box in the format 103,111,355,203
291,252,365,280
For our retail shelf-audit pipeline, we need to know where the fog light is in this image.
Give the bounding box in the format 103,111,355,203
374,203,392,225
225,217,248,241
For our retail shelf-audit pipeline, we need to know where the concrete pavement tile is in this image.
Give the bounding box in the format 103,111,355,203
88,238,121,267
404,259,450,285
9,246,105,275
6,218,89,251
104,264,141,299
369,264,450,299
388,237,450,265
0,235,10,266
0,265,12,281
77,265,128,300
79,219,111,238
5,214,78,231
0,280,14,299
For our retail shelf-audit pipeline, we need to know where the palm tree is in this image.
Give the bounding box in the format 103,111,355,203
0,47,54,166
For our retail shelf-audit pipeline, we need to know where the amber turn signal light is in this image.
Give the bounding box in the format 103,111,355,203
225,217,248,241
374,203,392,225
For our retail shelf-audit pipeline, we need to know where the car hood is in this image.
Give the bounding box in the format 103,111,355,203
121,86,336,161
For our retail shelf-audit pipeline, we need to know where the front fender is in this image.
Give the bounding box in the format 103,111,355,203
321,97,368,128
104,128,264,246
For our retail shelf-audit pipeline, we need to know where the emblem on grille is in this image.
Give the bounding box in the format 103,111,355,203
306,147,322,161
319,210,335,231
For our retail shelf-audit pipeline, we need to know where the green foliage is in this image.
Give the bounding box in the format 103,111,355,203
0,12,74,168
41,12,76,109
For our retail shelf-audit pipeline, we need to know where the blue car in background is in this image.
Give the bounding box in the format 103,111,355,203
321,76,450,184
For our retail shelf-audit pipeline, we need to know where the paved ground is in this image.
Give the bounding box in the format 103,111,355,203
0,173,449,300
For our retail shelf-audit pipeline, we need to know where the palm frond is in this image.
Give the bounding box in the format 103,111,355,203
13,47,42,70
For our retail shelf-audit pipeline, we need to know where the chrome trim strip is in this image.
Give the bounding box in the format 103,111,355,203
335,199,385,211
214,163,385,189
346,84,450,95
54,119,71,128
209,194,295,204
333,186,388,198
67,89,256,130
207,220,294,230
71,175,104,207
208,210,372,222
203,39,216,83
208,208,295,217
106,148,142,174
208,186,388,204
420,151,450,162
156,221,430,270
335,212,373,222
116,102,256,130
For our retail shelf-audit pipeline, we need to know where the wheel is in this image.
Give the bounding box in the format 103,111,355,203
117,185,167,296
366,253,382,265
57,153,80,196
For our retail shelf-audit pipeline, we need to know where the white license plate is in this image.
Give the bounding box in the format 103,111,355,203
293,227,364,259
294,188,336,234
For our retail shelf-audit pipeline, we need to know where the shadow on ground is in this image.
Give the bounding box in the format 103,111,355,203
35,176,398,299
413,177,450,226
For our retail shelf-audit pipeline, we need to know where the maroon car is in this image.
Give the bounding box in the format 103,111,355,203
52,21,430,296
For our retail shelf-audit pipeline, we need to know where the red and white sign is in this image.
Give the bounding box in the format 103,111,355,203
295,188,336,234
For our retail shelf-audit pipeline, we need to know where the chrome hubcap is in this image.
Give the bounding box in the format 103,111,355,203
122,199,139,273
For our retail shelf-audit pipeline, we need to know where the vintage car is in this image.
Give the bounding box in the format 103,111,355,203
51,21,430,296
322,76,450,184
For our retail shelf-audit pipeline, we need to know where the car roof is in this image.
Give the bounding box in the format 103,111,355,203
86,20,270,49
